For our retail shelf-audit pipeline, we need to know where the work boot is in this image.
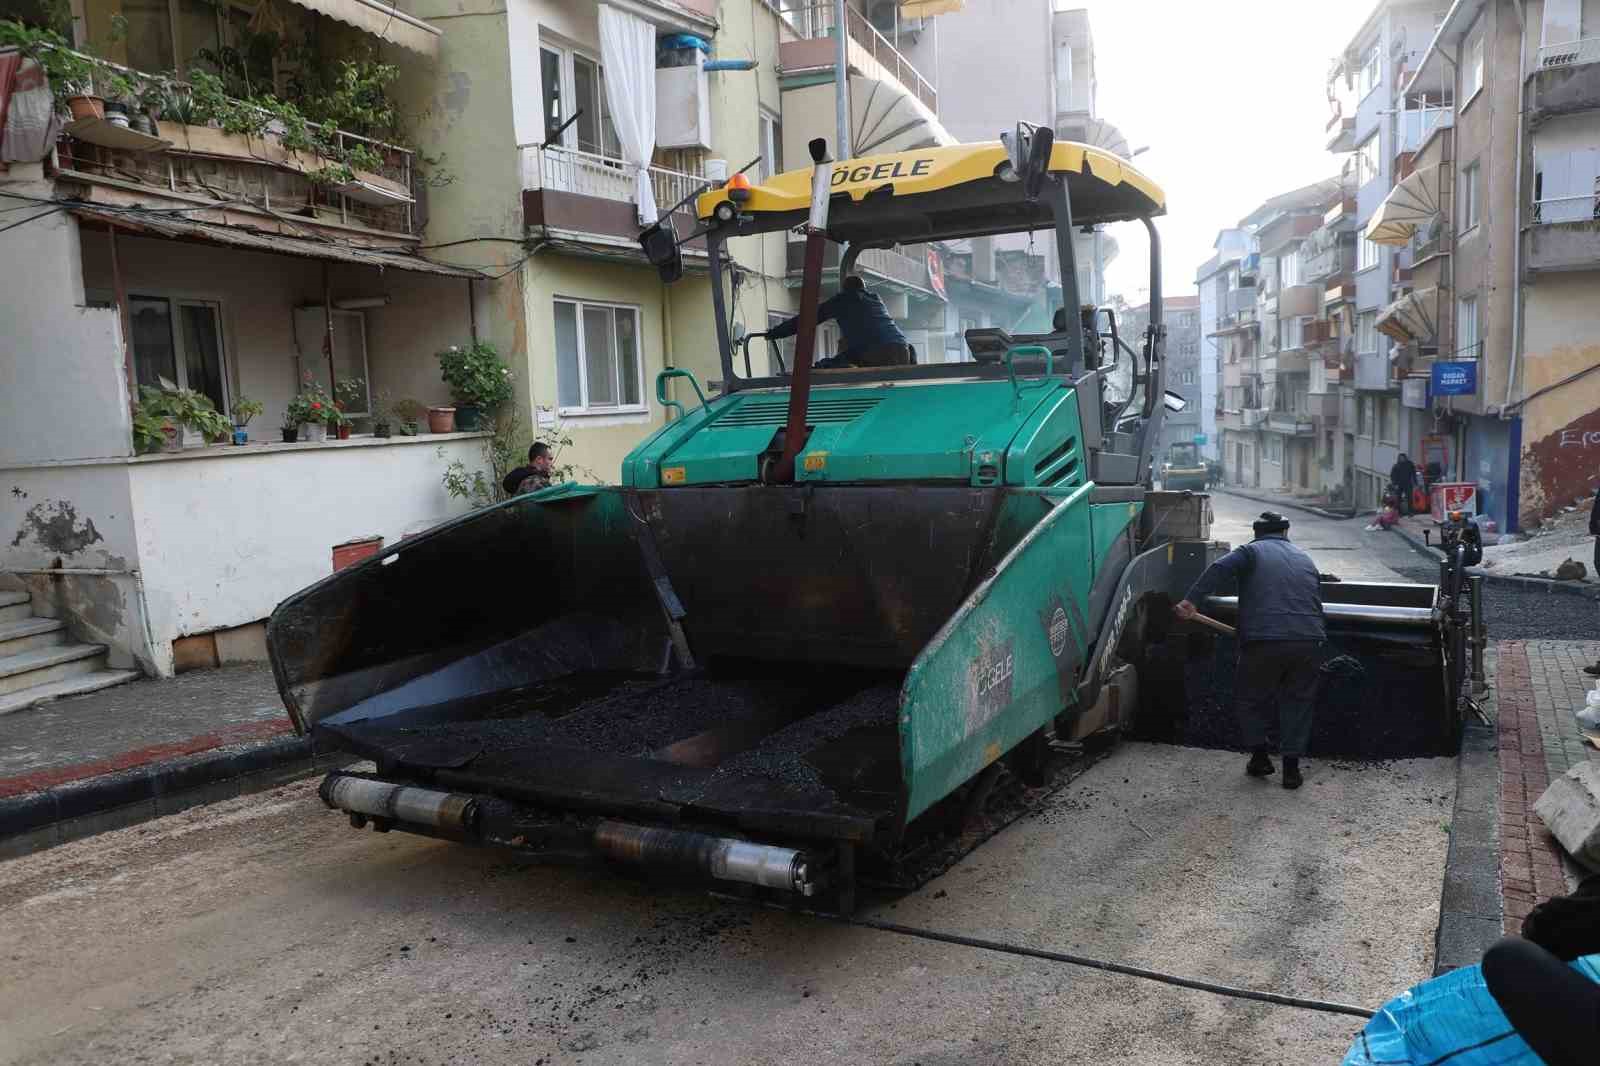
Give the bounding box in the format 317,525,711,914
1246,749,1275,778
1584,662,1600,677
1282,757,1303,790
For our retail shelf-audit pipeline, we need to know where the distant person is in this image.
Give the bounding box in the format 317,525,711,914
1173,512,1326,790
1390,453,1418,516
503,442,554,496
768,275,911,367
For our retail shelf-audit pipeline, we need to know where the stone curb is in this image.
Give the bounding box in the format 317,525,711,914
1208,488,1360,522
0,732,343,859
1434,718,1503,975
1388,522,1600,601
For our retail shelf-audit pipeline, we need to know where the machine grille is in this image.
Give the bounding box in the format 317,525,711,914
712,395,883,428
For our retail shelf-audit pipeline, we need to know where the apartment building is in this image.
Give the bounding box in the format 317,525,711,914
1327,0,1450,509
1127,296,1202,460
1194,227,1254,462
1395,0,1600,531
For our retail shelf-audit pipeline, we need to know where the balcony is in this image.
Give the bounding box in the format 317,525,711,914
1238,253,1261,284
1279,283,1321,318
522,144,705,245
1326,112,1356,153
41,53,417,241
1274,349,1311,373
1304,392,1340,419
1355,351,1395,391
1324,276,1356,307
778,3,938,113
1323,197,1359,231
1524,213,1600,273
1398,106,1452,154
1267,412,1315,435
1222,410,1246,432
786,238,930,292
1526,149,1600,271
1241,408,1268,428
1531,39,1600,120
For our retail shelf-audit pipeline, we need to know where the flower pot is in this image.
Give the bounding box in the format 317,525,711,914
232,429,248,446
426,406,456,433
400,421,420,436
336,424,352,440
160,424,182,453
373,423,392,439
103,102,130,129
453,403,482,431
128,111,156,136
281,427,298,443
66,95,104,121
299,423,326,443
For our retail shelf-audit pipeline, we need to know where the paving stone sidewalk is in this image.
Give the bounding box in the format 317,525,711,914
1495,639,1600,933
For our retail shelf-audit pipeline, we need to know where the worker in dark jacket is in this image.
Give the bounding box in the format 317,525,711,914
768,275,911,367
1174,512,1327,789
1390,454,1419,515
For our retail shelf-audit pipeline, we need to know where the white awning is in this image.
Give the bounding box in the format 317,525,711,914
1365,165,1444,246
1376,286,1439,344
849,75,956,156
281,0,441,56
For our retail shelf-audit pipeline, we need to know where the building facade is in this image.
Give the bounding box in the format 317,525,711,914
1127,296,1201,460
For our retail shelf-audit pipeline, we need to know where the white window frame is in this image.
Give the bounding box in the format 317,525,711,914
93,286,232,412
1378,397,1399,445
293,308,372,417
1356,310,1378,355
539,38,620,159
1358,234,1380,272
1457,294,1480,359
1463,27,1486,103
1460,161,1480,233
554,297,646,416
1355,133,1381,188
1358,41,1382,99
758,110,783,182
1266,434,1283,464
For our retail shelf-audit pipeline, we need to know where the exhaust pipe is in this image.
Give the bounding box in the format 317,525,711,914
593,820,815,896
321,773,479,833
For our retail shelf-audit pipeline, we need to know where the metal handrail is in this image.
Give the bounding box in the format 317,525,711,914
523,143,706,210
1532,192,1600,223
783,3,938,113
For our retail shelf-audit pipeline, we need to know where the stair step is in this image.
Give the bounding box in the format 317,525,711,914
0,589,28,610
0,668,142,716
0,598,31,624
0,643,108,696
0,617,67,657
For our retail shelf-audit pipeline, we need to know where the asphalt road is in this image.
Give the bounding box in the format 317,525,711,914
0,491,1463,1066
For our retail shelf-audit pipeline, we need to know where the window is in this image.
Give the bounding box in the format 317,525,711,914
1379,397,1399,444
1460,162,1480,232
1279,251,1300,289
1358,235,1380,272
293,308,371,416
759,111,783,181
1464,28,1485,101
125,294,229,414
1358,41,1382,98
1358,395,1375,436
540,43,621,157
1356,310,1378,354
1355,133,1381,188
554,299,644,413
1265,435,1283,464
1457,295,1480,358
113,0,261,81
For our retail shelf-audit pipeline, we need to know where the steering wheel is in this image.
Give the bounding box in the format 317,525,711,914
741,330,786,377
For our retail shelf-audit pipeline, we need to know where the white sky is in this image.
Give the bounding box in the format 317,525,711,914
1083,0,1377,304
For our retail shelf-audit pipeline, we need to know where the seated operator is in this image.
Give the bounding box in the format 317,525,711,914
768,275,911,368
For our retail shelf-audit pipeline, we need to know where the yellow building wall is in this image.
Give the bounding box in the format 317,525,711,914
1518,273,1600,520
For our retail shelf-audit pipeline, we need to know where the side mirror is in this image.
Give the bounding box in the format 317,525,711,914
638,221,683,283
1162,390,1189,413
1000,122,1054,199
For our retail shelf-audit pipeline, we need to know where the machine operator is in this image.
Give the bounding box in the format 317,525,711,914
1174,512,1326,790
768,275,911,367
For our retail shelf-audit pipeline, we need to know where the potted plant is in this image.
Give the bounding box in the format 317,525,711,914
132,381,231,450
426,405,456,433
437,341,513,431
371,390,394,438
392,398,425,436
280,415,300,443
286,373,332,442
231,396,263,445
328,403,352,440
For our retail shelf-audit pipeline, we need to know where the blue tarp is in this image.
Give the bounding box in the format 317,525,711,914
1343,954,1600,1065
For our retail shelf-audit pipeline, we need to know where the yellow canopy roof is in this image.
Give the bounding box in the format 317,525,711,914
696,140,1165,228
1365,165,1445,246
900,0,965,15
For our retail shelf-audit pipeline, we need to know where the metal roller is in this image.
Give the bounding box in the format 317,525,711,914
320,774,479,833
1202,596,1436,629
593,820,815,896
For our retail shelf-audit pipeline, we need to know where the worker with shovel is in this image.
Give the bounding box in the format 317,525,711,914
1174,512,1326,789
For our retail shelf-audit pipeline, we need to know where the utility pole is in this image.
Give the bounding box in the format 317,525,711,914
834,0,851,158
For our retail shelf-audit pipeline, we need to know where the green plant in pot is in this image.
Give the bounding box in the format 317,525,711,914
392,398,425,436
230,396,263,444
437,341,512,431
285,373,332,441
370,389,394,438
131,379,231,451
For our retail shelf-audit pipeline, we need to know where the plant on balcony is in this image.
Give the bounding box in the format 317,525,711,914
131,380,231,452
230,396,263,444
370,390,394,438
391,398,426,436
437,342,512,430
0,20,99,115
285,373,333,442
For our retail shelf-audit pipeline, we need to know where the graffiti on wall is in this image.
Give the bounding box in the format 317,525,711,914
1522,404,1600,524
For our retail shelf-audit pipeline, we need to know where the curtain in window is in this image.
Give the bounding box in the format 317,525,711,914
598,4,657,224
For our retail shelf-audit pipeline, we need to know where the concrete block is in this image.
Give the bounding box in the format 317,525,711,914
1534,762,1600,871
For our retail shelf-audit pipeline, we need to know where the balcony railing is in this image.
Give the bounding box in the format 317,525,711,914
784,4,938,113
1540,37,1600,68
526,144,706,212
1399,105,1452,153
1533,192,1600,224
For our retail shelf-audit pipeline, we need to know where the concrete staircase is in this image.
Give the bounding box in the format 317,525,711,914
0,588,140,715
